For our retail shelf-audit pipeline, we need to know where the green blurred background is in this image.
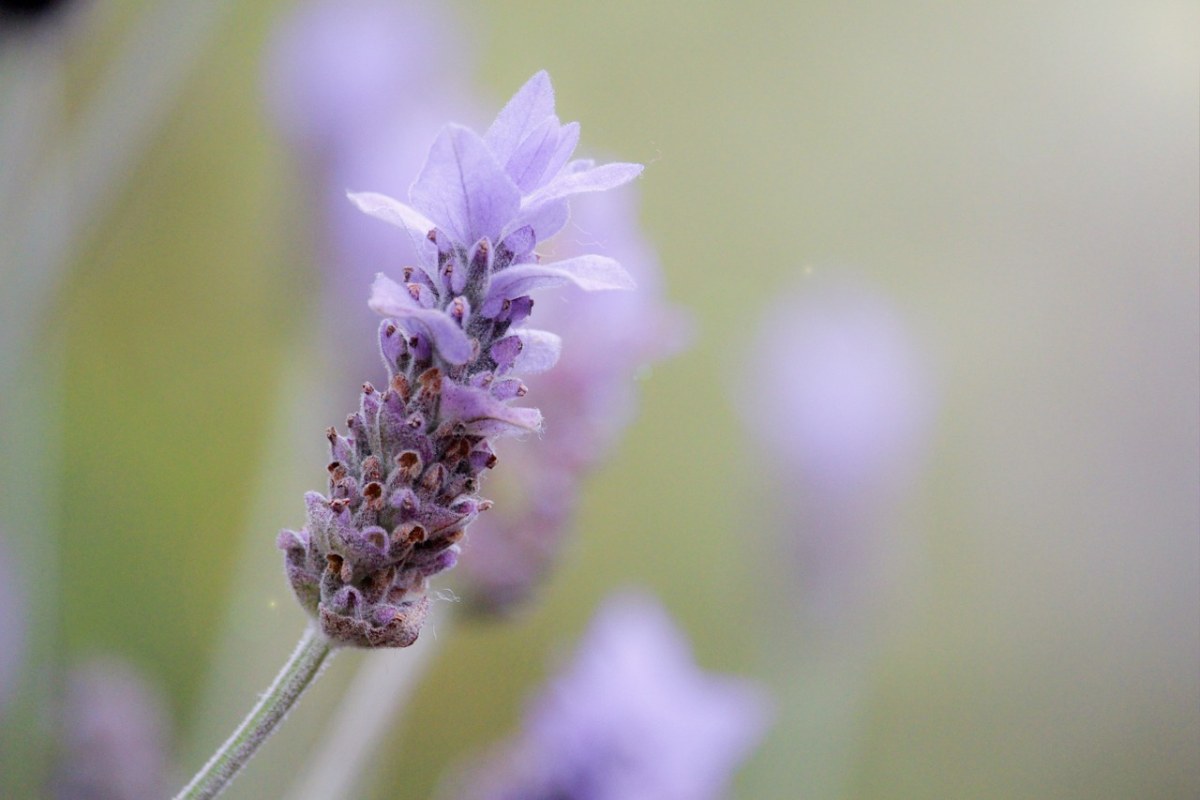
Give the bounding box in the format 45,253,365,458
2,1,1197,798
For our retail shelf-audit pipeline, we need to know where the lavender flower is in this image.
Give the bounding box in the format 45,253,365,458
278,72,643,647
449,593,769,800
52,659,171,800
458,186,690,611
739,275,935,624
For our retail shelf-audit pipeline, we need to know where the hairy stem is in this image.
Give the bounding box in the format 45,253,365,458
283,605,452,800
173,625,336,800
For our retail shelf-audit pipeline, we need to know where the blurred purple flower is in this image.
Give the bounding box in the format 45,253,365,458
264,0,468,157
739,275,936,625
52,658,171,800
451,592,769,800
458,186,691,611
0,530,25,719
278,72,645,647
263,0,479,366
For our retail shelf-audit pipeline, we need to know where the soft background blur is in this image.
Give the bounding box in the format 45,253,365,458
1,1,1197,798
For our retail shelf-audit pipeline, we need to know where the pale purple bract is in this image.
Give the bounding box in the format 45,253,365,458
278,72,644,647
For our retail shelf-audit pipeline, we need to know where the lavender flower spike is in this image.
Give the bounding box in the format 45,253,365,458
279,72,643,648
449,593,770,800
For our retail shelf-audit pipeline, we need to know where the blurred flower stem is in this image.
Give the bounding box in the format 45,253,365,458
0,3,233,793
173,625,336,800
2,0,235,360
0,28,66,793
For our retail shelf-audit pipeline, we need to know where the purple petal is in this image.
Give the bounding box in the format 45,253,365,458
497,225,537,263
489,334,523,371
482,256,636,316
523,162,644,209
503,199,570,246
453,592,770,800
506,116,564,193
367,272,422,314
540,121,580,187
489,378,526,401
346,191,437,258
484,70,556,164
369,274,474,364
512,329,562,374
440,378,542,438
409,124,521,246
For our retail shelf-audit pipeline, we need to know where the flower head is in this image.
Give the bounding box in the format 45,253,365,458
279,73,643,647
449,592,770,800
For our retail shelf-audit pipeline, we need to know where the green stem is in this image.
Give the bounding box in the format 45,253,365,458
173,624,336,800
282,605,452,800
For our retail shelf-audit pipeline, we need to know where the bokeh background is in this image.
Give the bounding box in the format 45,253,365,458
1,1,1197,798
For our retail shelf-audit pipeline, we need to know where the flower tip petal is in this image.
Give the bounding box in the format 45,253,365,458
513,329,563,374
485,70,558,161
367,272,414,315
481,255,636,315
607,262,637,291
410,124,520,246
347,191,436,239
558,255,636,291
367,273,474,364
522,161,646,209
440,380,543,438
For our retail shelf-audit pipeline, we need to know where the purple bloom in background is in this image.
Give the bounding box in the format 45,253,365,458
264,0,479,367
278,72,644,647
450,593,769,800
458,186,690,611
264,0,467,157
0,530,25,719
52,658,170,800
739,275,935,626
